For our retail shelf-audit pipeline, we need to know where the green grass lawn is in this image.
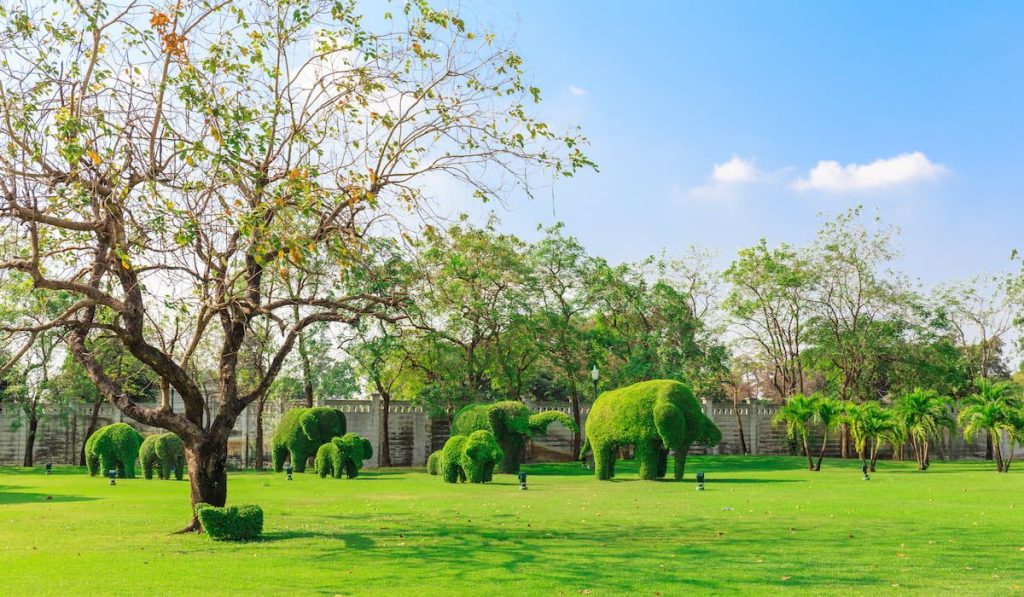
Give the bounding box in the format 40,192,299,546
1,456,1023,596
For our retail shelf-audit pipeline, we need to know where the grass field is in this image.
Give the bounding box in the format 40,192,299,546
1,456,1023,596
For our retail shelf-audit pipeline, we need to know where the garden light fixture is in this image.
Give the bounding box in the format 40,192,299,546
518,471,528,490
696,471,705,491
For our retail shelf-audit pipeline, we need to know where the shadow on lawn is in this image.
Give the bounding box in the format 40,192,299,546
0,489,99,505
261,530,375,549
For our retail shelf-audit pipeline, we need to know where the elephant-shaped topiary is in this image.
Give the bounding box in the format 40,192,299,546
452,401,577,474
440,430,503,484
314,433,374,479
140,432,186,480
580,379,721,481
85,422,145,478
271,407,346,473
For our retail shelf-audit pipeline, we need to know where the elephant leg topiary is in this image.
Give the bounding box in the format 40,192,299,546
581,380,721,481
84,423,145,479
271,407,347,473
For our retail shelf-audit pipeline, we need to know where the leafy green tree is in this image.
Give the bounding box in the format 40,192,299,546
894,388,953,470
812,396,843,471
0,0,588,531
772,394,819,470
844,401,901,472
958,378,1020,472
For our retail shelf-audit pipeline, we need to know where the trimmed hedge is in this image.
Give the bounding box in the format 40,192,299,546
440,430,503,484
140,432,185,480
580,379,720,481
452,401,577,474
196,504,264,541
426,450,443,475
84,423,144,478
271,407,346,472
314,433,373,479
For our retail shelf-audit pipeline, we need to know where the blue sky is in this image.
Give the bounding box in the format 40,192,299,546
442,1,1024,286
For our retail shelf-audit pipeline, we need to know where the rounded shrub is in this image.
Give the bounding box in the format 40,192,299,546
439,430,503,484
196,504,264,541
426,450,443,475
314,433,373,479
140,432,185,480
271,407,346,472
84,422,145,478
452,401,577,474
580,379,720,481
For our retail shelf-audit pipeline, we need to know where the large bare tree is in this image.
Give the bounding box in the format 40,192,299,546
0,0,589,530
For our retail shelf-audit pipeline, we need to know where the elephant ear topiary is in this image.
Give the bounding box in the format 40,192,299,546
84,423,145,478
271,407,346,473
140,433,185,480
580,380,720,481
452,401,576,474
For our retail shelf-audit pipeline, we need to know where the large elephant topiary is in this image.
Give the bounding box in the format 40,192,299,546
271,407,347,473
580,380,721,481
452,401,577,474
140,432,185,480
440,430,503,484
314,433,374,479
85,423,145,478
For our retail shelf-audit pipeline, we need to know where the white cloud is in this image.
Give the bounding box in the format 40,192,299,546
688,155,763,198
568,85,588,96
792,151,946,193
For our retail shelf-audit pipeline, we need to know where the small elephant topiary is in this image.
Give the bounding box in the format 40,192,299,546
271,407,346,473
314,433,374,479
140,432,186,480
441,430,503,484
196,503,264,541
580,379,721,481
85,422,145,478
452,401,577,474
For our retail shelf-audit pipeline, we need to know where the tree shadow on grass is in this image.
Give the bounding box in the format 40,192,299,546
0,490,99,505
260,530,375,549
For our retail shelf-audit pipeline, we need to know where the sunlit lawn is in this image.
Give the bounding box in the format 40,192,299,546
1,456,1023,595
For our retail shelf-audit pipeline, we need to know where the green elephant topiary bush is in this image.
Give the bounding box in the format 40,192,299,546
271,407,346,473
580,379,721,481
196,504,264,541
452,401,577,474
314,433,374,479
140,432,185,480
440,430,503,484
84,422,145,478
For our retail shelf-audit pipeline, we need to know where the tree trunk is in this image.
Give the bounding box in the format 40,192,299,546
570,393,582,458
254,401,265,470
992,431,1004,472
181,440,229,533
22,415,38,467
985,430,994,460
869,441,879,472
299,332,314,408
802,436,814,470
839,424,850,459
379,392,392,467
815,431,828,471
734,399,747,454
80,397,103,465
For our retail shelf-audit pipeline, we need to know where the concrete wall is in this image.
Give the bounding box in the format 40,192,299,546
0,397,1006,467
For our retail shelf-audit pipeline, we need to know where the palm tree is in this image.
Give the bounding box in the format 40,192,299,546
812,395,843,471
864,408,901,472
772,393,818,470
1003,407,1024,472
958,378,1019,472
893,388,952,471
